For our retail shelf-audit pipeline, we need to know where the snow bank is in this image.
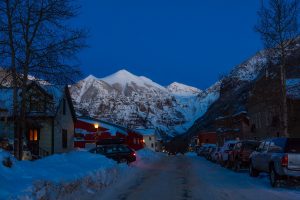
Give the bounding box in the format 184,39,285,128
0,150,120,199
0,148,164,200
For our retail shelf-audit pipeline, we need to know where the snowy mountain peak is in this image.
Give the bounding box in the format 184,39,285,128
70,69,220,137
84,74,98,81
167,82,202,96
100,69,166,91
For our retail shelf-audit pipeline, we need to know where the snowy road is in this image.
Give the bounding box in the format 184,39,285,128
79,153,300,200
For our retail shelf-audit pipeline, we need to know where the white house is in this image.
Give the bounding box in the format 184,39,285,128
0,82,76,158
134,128,157,151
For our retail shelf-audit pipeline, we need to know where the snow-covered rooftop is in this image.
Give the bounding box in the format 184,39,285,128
134,128,156,136
78,117,128,135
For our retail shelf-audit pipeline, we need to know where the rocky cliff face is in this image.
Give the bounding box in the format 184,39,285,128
70,70,220,137
186,45,300,137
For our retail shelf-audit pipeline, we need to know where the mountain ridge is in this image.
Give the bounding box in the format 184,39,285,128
69,69,220,138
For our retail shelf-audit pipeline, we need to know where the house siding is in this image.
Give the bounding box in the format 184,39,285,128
143,134,155,151
39,120,53,154
53,94,74,153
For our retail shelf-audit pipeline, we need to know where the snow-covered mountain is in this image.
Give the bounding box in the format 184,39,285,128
167,82,203,96
70,69,220,137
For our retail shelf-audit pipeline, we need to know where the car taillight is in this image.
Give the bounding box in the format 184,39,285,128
132,152,136,156
281,154,288,167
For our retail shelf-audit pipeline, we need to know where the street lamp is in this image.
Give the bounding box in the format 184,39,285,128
94,123,99,145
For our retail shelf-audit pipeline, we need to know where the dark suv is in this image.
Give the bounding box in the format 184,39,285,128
89,144,136,164
249,138,300,187
228,140,260,171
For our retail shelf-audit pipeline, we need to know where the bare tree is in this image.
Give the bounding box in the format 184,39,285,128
255,0,300,137
0,0,87,159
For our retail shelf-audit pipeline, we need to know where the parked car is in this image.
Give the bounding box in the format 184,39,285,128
228,140,260,171
197,144,216,157
211,147,221,163
206,146,217,160
219,140,238,167
89,144,136,164
249,138,300,187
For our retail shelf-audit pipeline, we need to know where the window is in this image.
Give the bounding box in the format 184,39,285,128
251,124,256,133
257,142,264,152
151,143,154,148
28,129,39,141
62,99,66,115
262,141,270,152
30,96,45,112
149,136,152,141
234,142,242,150
62,129,68,148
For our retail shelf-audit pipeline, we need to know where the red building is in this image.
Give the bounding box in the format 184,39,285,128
74,117,144,150
197,132,217,145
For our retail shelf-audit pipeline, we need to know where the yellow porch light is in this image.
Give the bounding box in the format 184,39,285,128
94,123,99,129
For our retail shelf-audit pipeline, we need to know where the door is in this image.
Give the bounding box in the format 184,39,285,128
27,128,40,156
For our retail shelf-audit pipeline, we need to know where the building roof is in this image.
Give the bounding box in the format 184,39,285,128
0,82,76,120
134,128,156,136
77,116,128,135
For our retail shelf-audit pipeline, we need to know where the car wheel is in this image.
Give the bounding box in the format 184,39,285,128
270,166,279,188
249,162,259,177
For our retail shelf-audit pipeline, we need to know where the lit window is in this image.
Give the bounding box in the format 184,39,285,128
29,129,38,141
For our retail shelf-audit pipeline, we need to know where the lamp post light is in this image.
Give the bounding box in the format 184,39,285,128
94,123,99,145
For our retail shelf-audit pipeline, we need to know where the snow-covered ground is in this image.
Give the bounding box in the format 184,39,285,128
77,153,300,200
0,148,163,200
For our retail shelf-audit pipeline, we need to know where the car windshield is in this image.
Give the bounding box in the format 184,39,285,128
228,143,235,150
285,139,300,153
243,142,259,150
118,145,131,153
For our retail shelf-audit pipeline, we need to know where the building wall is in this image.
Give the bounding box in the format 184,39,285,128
39,119,53,154
53,94,74,153
126,132,144,150
288,99,300,138
143,134,156,151
0,119,14,139
247,74,300,139
198,132,217,145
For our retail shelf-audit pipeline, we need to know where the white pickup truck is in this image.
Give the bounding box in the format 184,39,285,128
249,138,300,187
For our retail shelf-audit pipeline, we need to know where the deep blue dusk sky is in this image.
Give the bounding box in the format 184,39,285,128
75,0,263,89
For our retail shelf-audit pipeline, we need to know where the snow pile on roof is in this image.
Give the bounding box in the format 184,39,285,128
78,117,128,135
42,85,65,108
0,84,65,116
134,129,155,136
